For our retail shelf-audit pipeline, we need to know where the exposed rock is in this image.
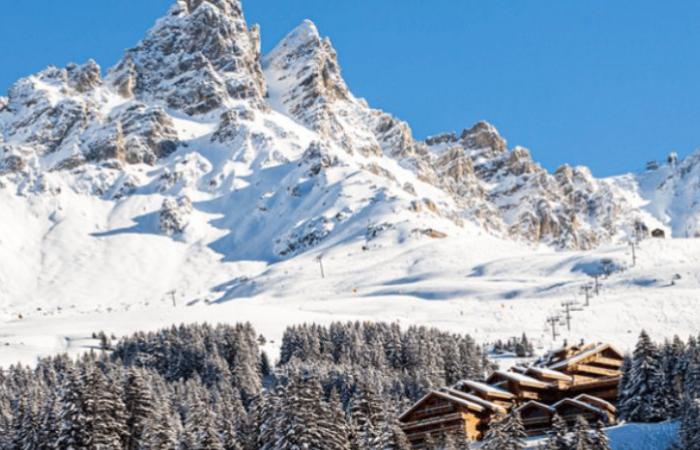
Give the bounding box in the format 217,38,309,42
107,0,266,114
116,104,179,164
67,60,102,93
301,141,337,176
460,121,507,154
277,216,332,256
0,154,26,174
159,195,193,235
425,132,458,147
82,122,125,162
211,106,255,143
4,67,98,156
412,228,448,239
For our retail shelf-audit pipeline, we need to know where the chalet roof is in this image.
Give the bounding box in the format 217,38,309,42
455,380,516,399
548,343,624,370
574,394,616,413
398,390,485,422
516,400,556,414
553,398,605,417
512,365,528,374
526,366,573,382
487,370,552,389
442,388,508,414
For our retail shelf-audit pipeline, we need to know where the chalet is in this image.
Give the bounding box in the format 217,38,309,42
398,390,498,447
553,398,609,426
547,343,623,401
516,401,555,436
399,342,624,445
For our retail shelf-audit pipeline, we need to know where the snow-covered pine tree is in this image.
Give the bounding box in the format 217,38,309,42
124,368,157,450
56,368,89,450
327,388,352,450
619,330,667,422
183,393,225,450
544,413,570,450
143,404,181,450
679,398,700,450
589,419,611,450
376,406,411,450
569,415,594,450
37,393,59,449
82,365,128,449
502,411,527,450
481,411,525,450
349,382,384,449
273,371,329,449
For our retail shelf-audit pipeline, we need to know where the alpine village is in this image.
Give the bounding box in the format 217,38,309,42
399,342,623,447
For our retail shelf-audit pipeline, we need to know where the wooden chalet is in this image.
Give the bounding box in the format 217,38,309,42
399,342,625,445
516,401,555,436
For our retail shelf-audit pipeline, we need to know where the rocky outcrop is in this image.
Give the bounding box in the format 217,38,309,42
116,104,179,164
107,0,266,114
426,122,637,249
159,195,193,235
3,67,98,157
67,60,102,93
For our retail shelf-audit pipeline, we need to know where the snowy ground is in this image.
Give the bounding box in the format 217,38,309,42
1,214,699,368
520,421,678,449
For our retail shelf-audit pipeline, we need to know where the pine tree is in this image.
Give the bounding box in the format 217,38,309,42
569,416,594,450
327,389,352,450
183,394,225,450
349,382,384,449
679,399,700,450
124,368,157,450
619,330,667,422
260,351,272,378
544,414,570,450
143,405,180,450
589,419,611,450
82,365,128,449
481,412,525,450
56,368,89,450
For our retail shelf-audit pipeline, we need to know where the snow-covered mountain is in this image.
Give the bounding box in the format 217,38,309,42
1,0,700,365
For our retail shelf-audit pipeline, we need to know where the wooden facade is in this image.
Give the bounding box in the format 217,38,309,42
399,342,624,445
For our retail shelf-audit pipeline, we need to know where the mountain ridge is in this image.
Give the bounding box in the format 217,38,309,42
0,0,697,322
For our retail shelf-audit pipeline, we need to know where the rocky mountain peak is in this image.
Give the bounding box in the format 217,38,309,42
460,121,507,154
263,19,351,128
107,0,266,115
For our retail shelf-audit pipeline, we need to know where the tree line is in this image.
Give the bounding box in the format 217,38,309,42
0,321,492,449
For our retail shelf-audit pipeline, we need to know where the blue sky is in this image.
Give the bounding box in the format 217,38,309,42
1,0,699,176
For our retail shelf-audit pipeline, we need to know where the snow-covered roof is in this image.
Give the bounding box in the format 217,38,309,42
516,400,555,414
527,366,573,382
398,390,485,421
487,370,552,389
574,394,616,413
553,398,605,417
442,388,508,414
456,380,515,399
549,343,623,370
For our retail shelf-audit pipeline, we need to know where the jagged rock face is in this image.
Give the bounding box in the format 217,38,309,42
67,60,102,93
0,61,101,171
115,103,179,164
108,0,265,114
427,122,636,249
264,21,422,160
